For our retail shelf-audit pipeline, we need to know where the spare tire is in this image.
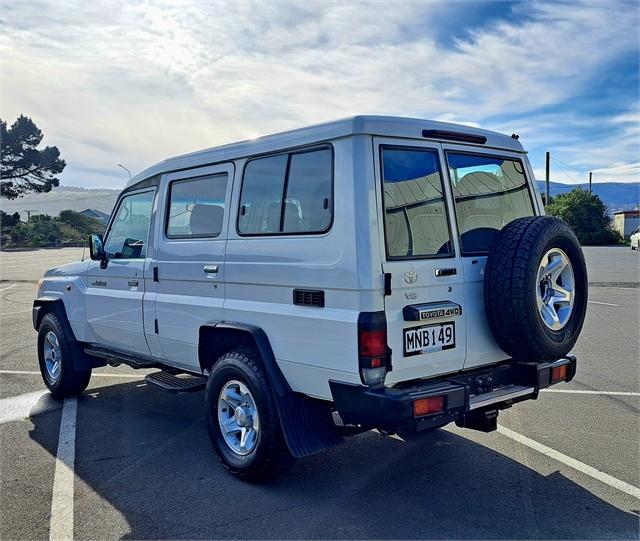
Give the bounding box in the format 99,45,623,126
484,216,588,362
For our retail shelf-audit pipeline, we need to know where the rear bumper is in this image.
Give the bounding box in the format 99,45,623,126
329,356,576,433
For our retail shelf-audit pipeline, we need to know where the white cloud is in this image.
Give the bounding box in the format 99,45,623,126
1,0,638,188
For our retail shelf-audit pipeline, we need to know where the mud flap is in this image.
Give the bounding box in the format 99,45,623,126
275,392,344,458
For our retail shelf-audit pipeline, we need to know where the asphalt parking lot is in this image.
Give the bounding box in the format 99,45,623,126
1,246,638,540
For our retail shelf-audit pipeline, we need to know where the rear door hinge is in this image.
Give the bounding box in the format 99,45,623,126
384,273,392,296
154,318,159,334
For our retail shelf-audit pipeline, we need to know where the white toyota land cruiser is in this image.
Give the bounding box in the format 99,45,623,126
34,116,588,481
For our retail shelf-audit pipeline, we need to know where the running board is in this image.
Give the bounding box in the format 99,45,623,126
145,371,206,393
469,385,535,411
84,347,159,369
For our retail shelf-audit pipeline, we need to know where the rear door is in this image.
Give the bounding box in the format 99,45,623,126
374,139,467,385
441,144,539,370
153,163,233,372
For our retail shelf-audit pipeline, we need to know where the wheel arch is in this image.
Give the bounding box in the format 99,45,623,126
33,296,67,332
34,296,105,371
199,322,344,458
198,322,291,397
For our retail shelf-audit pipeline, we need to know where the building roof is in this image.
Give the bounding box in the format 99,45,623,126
80,208,110,223
125,115,525,190
613,209,640,216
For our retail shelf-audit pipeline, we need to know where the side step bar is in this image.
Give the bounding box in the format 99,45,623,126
145,371,206,393
84,347,159,369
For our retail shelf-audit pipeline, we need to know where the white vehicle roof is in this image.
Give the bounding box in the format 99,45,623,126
125,115,525,190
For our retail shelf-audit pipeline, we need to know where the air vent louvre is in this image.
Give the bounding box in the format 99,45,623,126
293,289,325,307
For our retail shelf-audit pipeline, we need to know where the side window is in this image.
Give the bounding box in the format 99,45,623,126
447,152,534,254
238,154,287,234
166,174,228,238
381,147,453,259
104,190,155,259
283,149,332,233
238,147,333,235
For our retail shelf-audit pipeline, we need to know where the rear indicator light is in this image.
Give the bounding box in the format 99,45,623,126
359,330,386,357
551,364,568,383
413,396,445,417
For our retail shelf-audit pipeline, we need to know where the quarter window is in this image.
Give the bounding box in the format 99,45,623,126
238,148,333,235
104,190,155,259
381,147,453,259
166,174,228,238
447,152,534,254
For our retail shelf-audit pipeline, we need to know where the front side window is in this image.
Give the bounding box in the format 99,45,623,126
104,190,155,259
381,147,453,259
166,174,228,238
447,152,534,254
238,147,333,235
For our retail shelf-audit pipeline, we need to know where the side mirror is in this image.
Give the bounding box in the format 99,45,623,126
89,234,105,261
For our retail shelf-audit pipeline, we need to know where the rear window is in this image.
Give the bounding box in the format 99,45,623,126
447,152,534,254
238,147,332,235
381,147,453,259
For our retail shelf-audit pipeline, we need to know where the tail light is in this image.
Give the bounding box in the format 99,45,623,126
358,312,390,386
550,364,568,383
413,395,445,417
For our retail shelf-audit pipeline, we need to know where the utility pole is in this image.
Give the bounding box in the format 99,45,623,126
589,171,592,193
23,209,38,221
545,151,550,205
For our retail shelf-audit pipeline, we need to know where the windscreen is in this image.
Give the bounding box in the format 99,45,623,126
447,152,534,254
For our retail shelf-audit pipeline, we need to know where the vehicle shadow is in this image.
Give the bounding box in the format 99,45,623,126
29,379,638,540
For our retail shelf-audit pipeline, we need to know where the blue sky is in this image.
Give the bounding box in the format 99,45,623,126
1,0,638,189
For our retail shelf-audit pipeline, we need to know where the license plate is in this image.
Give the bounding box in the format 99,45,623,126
404,322,455,356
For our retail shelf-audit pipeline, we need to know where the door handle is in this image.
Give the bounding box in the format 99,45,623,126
435,268,457,277
128,279,139,287
203,265,219,274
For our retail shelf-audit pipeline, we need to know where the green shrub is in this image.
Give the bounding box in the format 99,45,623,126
545,189,622,245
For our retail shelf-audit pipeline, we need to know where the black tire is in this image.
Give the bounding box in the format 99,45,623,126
37,312,91,397
205,348,292,482
484,216,588,362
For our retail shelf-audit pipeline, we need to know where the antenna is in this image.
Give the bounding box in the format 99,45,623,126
117,164,132,178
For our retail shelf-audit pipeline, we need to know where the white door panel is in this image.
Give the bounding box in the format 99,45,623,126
86,259,150,356
374,138,467,384
85,188,156,357
153,164,233,371
440,143,537,370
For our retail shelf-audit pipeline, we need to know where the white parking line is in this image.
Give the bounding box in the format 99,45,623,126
588,300,621,307
0,369,144,379
0,284,17,292
49,397,77,541
497,425,640,499
542,389,640,397
0,309,32,316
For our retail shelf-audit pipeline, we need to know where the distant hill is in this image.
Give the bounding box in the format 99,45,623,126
1,181,637,221
0,186,120,221
537,181,638,214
